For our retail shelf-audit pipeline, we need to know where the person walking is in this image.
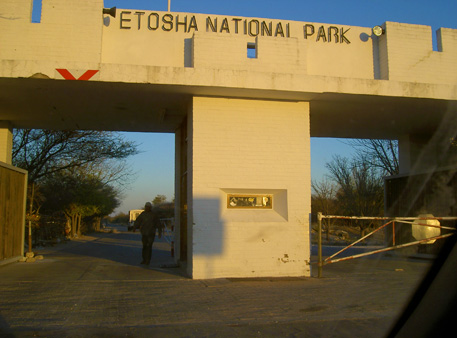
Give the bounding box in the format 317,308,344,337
133,202,162,265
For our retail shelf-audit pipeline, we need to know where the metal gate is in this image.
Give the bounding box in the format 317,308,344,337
315,212,457,278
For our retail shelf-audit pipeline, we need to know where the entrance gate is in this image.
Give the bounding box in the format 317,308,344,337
315,213,457,278
0,1,456,278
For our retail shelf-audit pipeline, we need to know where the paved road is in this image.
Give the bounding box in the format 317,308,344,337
311,243,386,258
0,225,433,337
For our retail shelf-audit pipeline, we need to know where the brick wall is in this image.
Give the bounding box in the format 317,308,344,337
380,22,457,84
189,97,311,279
0,0,32,22
0,0,103,63
192,33,307,74
100,10,373,78
3,4,455,85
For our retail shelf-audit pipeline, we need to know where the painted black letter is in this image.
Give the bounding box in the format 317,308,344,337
134,11,145,30
176,15,187,32
316,26,327,42
148,13,159,30
220,18,230,33
249,20,259,37
303,24,314,39
206,17,217,32
232,18,242,34
328,26,339,43
188,16,198,32
162,14,173,31
120,11,131,29
340,27,351,44
261,21,272,36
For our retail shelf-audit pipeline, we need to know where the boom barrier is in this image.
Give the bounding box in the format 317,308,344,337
316,213,457,278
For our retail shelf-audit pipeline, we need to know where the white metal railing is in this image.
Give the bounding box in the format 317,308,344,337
315,213,457,278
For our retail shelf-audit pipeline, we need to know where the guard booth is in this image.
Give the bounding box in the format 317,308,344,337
385,169,457,253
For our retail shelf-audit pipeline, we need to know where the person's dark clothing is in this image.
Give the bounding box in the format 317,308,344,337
141,232,155,265
134,209,162,265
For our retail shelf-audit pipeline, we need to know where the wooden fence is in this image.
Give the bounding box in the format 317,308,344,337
0,162,27,264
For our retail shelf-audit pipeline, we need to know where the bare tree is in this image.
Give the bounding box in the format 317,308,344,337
69,159,137,193
311,178,338,240
326,155,385,236
12,129,139,183
345,139,399,176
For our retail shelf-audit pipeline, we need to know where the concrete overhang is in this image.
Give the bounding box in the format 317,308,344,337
1,61,456,139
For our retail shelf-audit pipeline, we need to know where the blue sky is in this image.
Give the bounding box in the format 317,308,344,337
101,0,457,214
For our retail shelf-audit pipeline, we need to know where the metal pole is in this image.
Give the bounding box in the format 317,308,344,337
324,220,393,263
317,212,323,278
28,183,34,253
325,233,454,264
392,221,395,246
168,0,171,12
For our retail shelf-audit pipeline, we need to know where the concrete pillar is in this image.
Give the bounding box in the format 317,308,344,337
175,113,191,267
174,125,182,262
398,135,412,175
392,132,456,224
188,96,311,279
0,121,13,164
398,134,436,175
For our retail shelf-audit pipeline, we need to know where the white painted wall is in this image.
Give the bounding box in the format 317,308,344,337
101,10,374,79
378,22,457,84
189,97,310,279
0,122,13,164
1,4,456,98
0,0,103,63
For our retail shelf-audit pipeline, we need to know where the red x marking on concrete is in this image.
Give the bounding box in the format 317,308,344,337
56,69,99,81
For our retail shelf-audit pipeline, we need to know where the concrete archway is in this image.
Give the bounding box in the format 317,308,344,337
1,1,456,278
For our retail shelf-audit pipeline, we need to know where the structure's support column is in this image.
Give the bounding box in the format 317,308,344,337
398,135,411,175
398,134,435,175
175,114,191,270
0,121,13,165
188,96,311,279
389,131,457,217
174,125,182,262
186,104,194,276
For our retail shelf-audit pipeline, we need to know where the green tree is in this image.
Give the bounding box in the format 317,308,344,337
12,129,137,239
108,212,129,224
155,202,175,219
152,194,167,206
40,171,120,237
